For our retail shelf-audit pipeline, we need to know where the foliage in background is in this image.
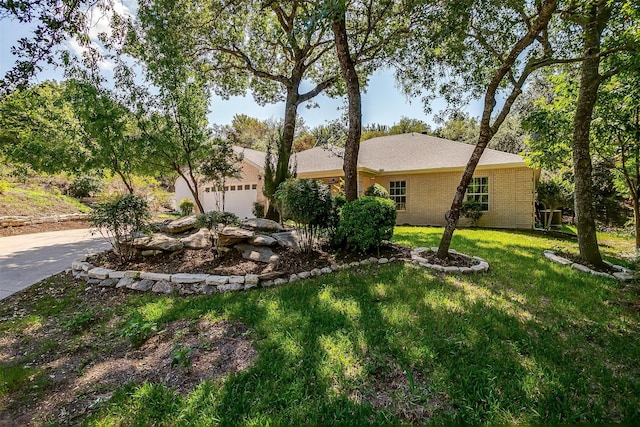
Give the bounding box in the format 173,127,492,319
364,183,390,199
89,194,150,262
460,199,484,226
0,81,88,174
536,175,571,230
338,196,396,253
178,199,195,217
69,174,104,198
252,202,265,218
274,178,334,252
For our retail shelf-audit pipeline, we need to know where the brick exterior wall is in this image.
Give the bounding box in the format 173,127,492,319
361,167,536,229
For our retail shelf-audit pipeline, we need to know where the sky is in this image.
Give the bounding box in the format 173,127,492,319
0,6,485,130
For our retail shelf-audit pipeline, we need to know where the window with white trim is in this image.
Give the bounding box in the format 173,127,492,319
389,180,407,211
467,177,489,211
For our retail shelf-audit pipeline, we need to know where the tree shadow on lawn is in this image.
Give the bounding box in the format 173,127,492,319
87,239,640,425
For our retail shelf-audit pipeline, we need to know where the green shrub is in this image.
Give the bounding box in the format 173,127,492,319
460,199,484,226
195,210,239,254
0,180,10,194
63,309,97,333
252,201,265,218
119,315,157,348
69,174,104,198
89,194,150,262
364,183,389,199
339,196,397,253
178,198,195,216
170,344,194,369
195,211,239,230
274,178,334,252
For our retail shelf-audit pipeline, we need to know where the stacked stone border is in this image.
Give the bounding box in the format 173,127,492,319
71,255,403,295
1,213,88,228
410,247,490,273
543,250,635,282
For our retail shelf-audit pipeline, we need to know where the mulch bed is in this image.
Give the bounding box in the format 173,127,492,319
89,243,412,277
553,249,618,274
415,250,477,268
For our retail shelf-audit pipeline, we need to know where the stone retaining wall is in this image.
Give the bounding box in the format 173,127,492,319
71,246,491,296
0,213,88,228
71,256,402,295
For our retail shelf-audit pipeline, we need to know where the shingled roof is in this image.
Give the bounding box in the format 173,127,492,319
234,133,527,175
294,133,526,175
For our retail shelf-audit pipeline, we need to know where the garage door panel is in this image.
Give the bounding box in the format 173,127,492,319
203,189,256,219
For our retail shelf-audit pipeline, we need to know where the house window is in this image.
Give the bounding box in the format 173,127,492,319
252,184,257,190
389,180,407,211
230,185,236,191
223,186,229,191
244,184,251,190
467,177,489,211
204,187,210,193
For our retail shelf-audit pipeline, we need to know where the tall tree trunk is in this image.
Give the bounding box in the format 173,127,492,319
633,196,640,250
437,132,492,258
332,8,361,202
436,0,558,259
571,3,610,266
265,86,300,220
179,168,204,214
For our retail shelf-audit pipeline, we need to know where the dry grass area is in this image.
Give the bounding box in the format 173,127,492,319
0,185,89,217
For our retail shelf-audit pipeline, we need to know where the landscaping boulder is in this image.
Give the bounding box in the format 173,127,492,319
180,228,212,249
166,215,197,233
235,243,280,263
241,218,284,232
249,234,277,247
271,231,301,252
218,226,254,246
133,234,184,252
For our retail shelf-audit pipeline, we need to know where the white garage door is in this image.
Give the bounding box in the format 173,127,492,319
224,188,257,219
202,188,256,219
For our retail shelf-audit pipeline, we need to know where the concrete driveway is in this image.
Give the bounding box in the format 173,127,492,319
0,229,111,300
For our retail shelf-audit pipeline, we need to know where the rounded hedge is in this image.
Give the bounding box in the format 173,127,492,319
339,196,397,253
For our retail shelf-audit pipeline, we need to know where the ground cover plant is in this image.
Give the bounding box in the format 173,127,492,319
0,227,638,425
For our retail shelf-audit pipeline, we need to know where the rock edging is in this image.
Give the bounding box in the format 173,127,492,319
0,213,88,228
410,247,490,274
543,250,635,282
71,255,403,295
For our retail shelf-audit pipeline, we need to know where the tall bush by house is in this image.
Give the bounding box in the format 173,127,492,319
339,196,397,254
274,178,334,252
89,194,150,262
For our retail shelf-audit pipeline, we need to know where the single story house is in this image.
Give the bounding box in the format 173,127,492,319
175,133,539,228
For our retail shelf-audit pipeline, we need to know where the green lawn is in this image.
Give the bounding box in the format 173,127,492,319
1,227,638,425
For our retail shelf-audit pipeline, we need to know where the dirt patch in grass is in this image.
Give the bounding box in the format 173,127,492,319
0,273,257,426
361,357,450,423
89,243,411,277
